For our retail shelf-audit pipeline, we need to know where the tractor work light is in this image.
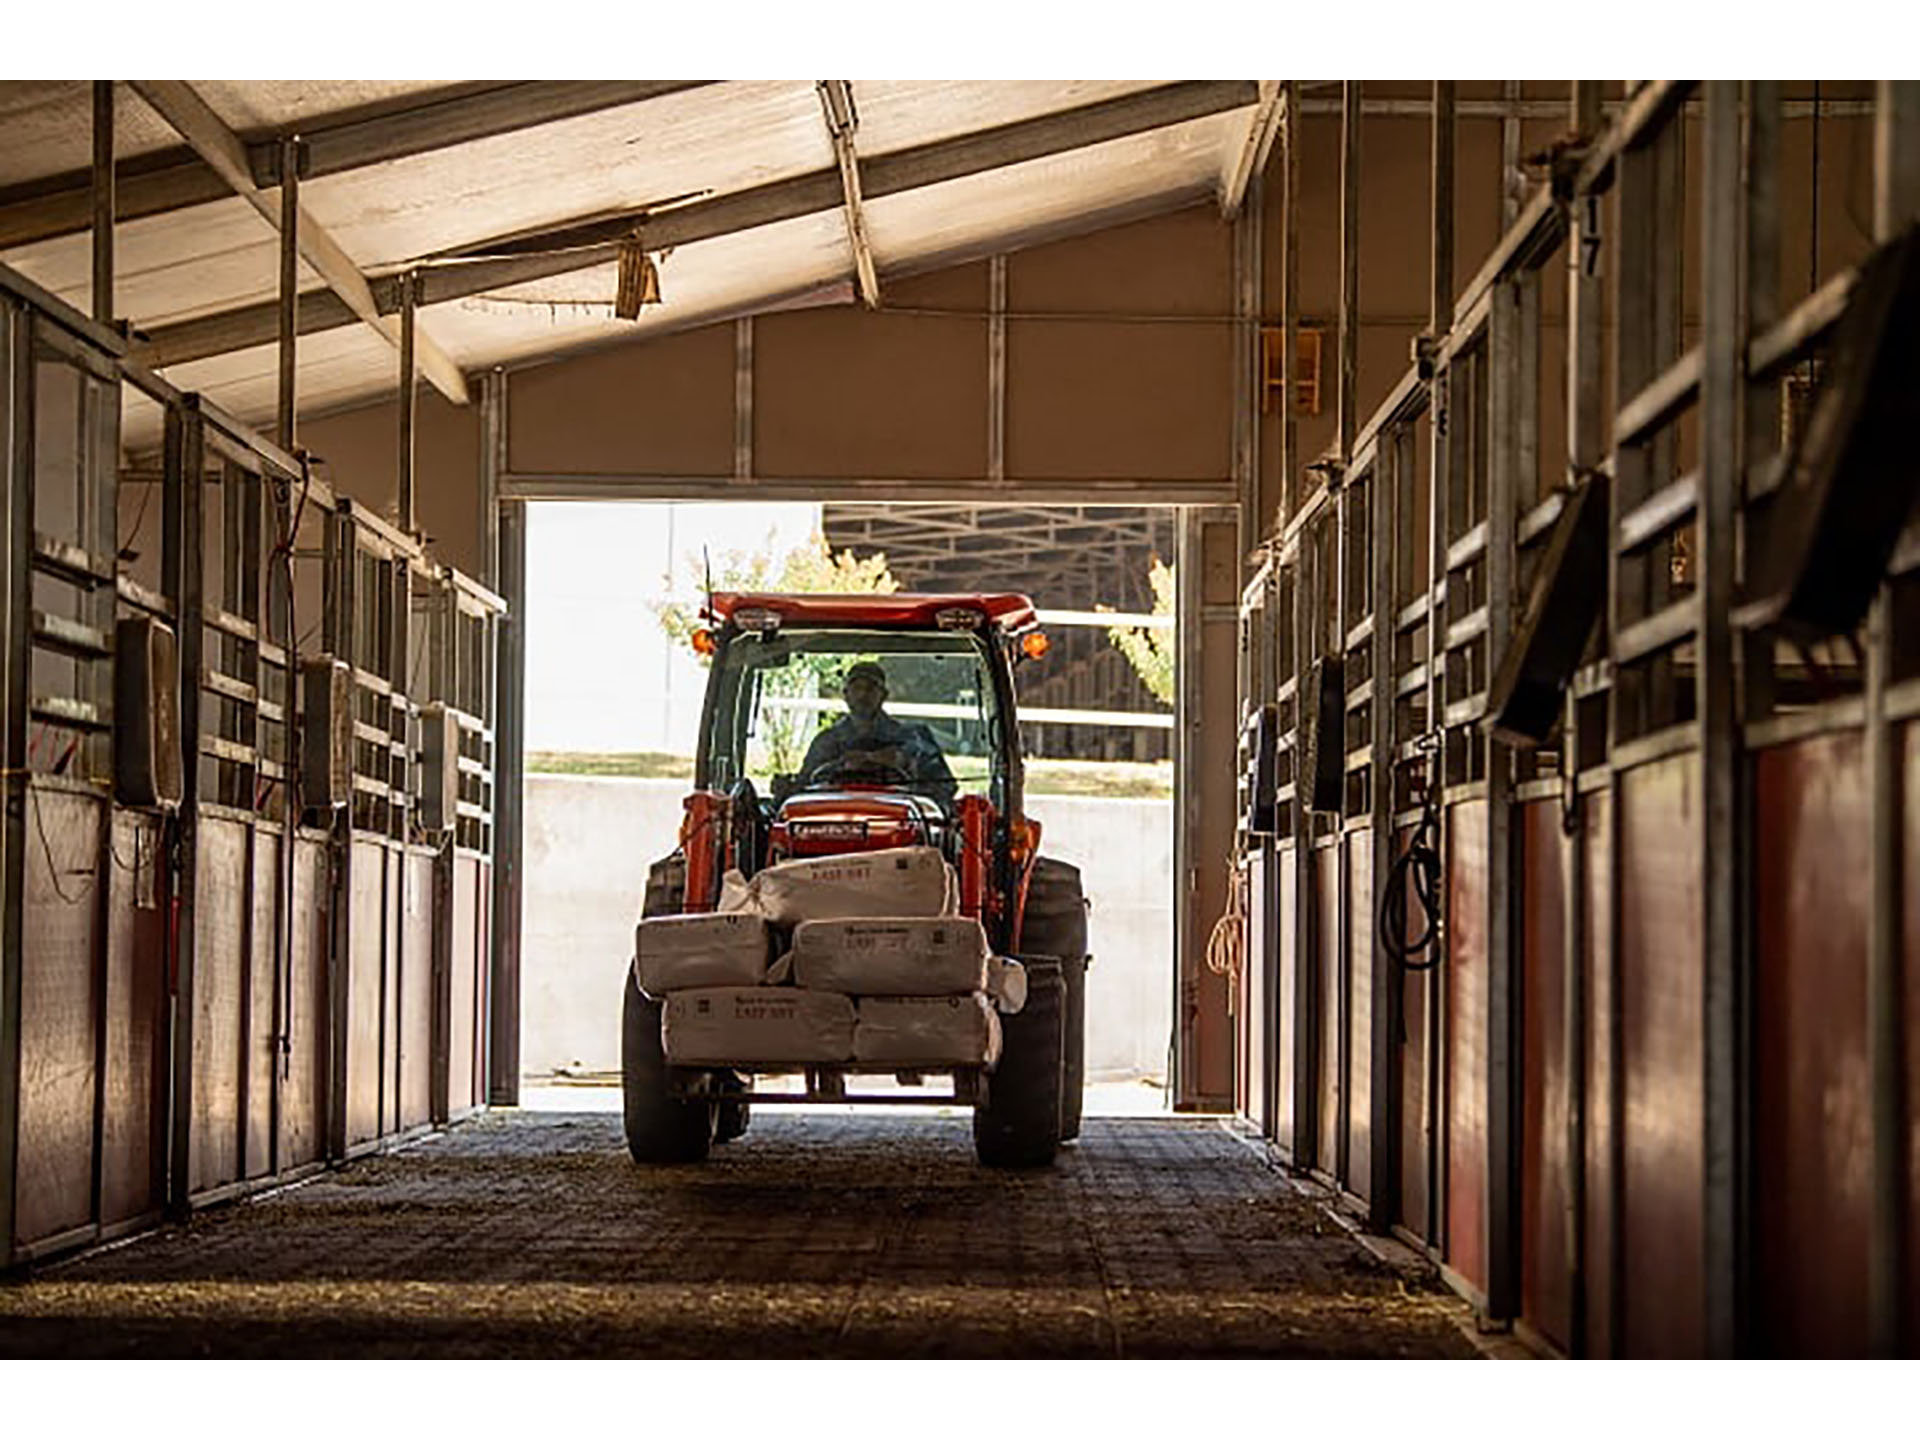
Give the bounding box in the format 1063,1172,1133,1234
732,607,782,634
691,628,716,656
935,607,984,630
1020,630,1051,660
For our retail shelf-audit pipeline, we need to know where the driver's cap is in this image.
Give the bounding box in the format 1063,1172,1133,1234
844,661,887,689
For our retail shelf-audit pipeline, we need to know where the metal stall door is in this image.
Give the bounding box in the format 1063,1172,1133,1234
2,298,124,1262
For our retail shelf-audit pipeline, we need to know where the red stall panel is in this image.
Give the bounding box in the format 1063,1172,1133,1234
448,856,485,1118
14,788,105,1248
400,849,436,1131
1315,844,1342,1174
1616,756,1705,1357
1394,825,1432,1243
1581,788,1615,1354
1347,828,1374,1201
1520,800,1571,1352
245,830,279,1179
1446,799,1490,1295
1753,733,1872,1356
1274,846,1298,1156
101,810,167,1231
1900,724,1920,1351
346,840,386,1149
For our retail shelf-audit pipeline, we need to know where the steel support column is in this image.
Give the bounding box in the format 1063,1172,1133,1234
1868,77,1920,1359
276,137,299,454
488,501,527,1105
987,257,1006,485
398,271,417,533
1368,426,1401,1228
734,317,755,481
91,82,114,327
479,369,504,590
0,303,28,1261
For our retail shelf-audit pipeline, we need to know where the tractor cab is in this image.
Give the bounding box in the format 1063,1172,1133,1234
687,592,1046,949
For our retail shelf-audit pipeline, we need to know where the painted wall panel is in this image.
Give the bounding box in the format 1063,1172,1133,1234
1616,755,1705,1358
346,840,385,1148
1519,799,1572,1352
755,308,986,479
1011,207,1230,316
449,857,485,1117
1581,787,1615,1355
1275,844,1297,1153
100,810,166,1230
508,324,734,480
245,830,279,1178
1906,723,1920,1349
14,789,104,1245
401,850,436,1131
189,816,247,1196
1315,844,1343,1171
1395,828,1432,1241
1347,827,1374,1201
280,836,330,1169
1446,799,1489,1295
1244,849,1272,1133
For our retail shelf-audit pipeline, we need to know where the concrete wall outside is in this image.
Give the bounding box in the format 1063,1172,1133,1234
520,775,1173,1084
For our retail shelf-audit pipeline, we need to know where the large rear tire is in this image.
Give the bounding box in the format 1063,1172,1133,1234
622,973,715,1164
973,960,1064,1168
1021,857,1088,1141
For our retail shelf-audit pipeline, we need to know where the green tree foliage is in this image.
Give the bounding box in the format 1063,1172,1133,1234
1104,556,1176,706
652,530,899,772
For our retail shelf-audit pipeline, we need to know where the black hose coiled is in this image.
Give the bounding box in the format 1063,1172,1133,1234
1380,791,1443,973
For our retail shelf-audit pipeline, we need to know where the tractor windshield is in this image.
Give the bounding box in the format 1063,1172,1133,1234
700,626,1009,811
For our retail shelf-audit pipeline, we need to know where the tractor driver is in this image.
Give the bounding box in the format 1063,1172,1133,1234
800,660,956,805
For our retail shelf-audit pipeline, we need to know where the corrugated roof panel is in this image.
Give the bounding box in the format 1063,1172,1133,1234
0,81,186,187
187,81,460,132
299,82,832,271
850,80,1163,157
863,110,1243,274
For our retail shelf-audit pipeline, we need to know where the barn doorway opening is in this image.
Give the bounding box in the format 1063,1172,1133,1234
516,499,1179,1120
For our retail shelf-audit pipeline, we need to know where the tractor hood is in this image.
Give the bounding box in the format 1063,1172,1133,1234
771,789,944,858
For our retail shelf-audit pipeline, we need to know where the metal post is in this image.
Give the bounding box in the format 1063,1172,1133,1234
1338,83,1361,466
1234,176,1263,549
1562,78,1605,1357
734,316,755,481
1281,83,1300,522
479,369,504,590
0,305,29,1262
1369,427,1400,1229
1868,76,1920,1360
1423,80,1456,1249
91,82,115,327
167,408,207,1210
276,137,300,454
398,271,417,534
488,501,527,1106
1699,80,1746,1361
987,257,1006,485
1291,521,1316,1165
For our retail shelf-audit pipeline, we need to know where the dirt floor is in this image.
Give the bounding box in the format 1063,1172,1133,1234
0,1111,1482,1358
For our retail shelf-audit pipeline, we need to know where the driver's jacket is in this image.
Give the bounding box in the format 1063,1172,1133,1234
800,711,957,804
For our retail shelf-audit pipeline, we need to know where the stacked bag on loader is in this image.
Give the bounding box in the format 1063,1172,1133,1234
635,845,1022,1068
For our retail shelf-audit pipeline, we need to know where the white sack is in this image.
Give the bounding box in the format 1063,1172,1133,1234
792,917,989,995
746,846,956,926
854,992,1002,1067
634,911,771,995
662,987,855,1065
985,955,1028,1015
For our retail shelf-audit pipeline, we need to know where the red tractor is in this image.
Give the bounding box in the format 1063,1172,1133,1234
623,592,1088,1167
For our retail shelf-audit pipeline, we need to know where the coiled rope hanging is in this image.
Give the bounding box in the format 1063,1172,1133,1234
1207,859,1247,1014
1380,782,1444,972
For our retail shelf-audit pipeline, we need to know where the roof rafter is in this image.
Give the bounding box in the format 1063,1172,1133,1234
128,80,470,404
818,81,880,308
1221,81,1283,220
0,81,716,251
132,80,1260,371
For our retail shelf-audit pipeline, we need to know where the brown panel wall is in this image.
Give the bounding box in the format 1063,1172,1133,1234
101,810,166,1229
1446,799,1489,1294
346,840,385,1149
301,391,483,577
245,830,278,1179
507,324,734,483
281,836,330,1169
1243,849,1271,1132
1615,755,1705,1357
449,857,486,1117
190,816,247,1197
400,850,436,1131
1347,828,1374,1201
14,789,105,1246
1581,788,1615,1355
1007,319,1231,481
1315,845,1343,1171
755,309,986,479
1519,800,1572,1352
382,848,403,1137
1752,733,1873,1356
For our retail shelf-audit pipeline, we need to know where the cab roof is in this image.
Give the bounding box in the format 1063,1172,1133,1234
705,591,1039,631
